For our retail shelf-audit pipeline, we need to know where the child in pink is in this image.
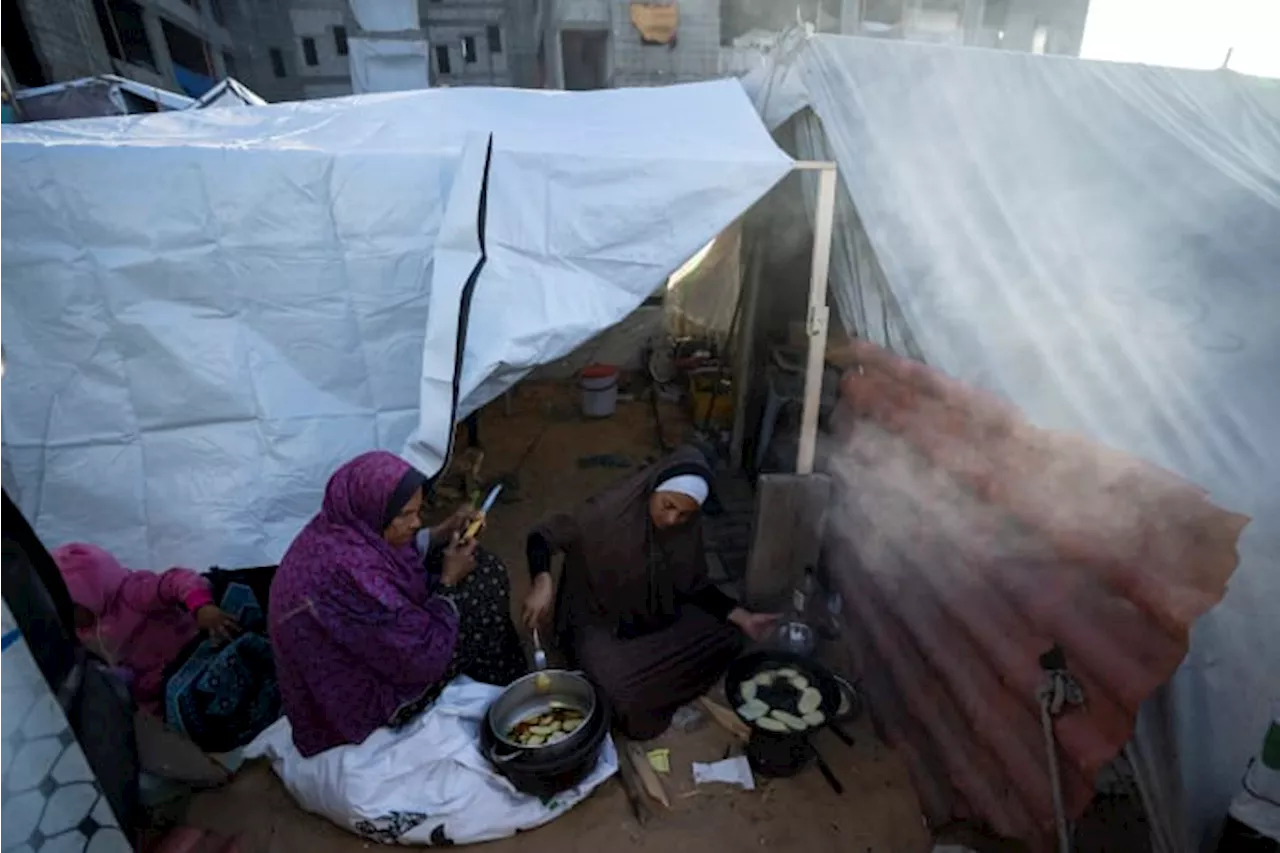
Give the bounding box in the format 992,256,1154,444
52,543,239,715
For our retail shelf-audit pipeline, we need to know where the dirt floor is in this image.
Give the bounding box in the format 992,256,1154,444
178,381,932,853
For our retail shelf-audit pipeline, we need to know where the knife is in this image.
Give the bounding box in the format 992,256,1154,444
463,484,503,540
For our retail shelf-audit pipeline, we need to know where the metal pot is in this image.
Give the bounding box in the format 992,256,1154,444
484,669,597,754
482,670,607,798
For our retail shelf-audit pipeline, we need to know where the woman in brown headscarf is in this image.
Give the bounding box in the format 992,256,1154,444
522,446,778,739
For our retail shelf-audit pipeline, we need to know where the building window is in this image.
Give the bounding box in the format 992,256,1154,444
1031,23,1049,54
334,25,348,56
435,44,451,74
982,0,1010,29
93,0,157,69
862,0,904,27
302,36,318,66
461,35,477,64
161,19,212,75
486,24,502,54
223,50,236,77
270,47,287,77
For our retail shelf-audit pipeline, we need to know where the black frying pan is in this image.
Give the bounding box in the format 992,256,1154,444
724,650,859,731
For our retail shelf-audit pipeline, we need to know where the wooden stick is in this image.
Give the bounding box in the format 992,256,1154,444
696,697,751,742
614,740,651,824
622,740,670,808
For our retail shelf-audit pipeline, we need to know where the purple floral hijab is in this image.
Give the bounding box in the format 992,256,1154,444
269,451,459,757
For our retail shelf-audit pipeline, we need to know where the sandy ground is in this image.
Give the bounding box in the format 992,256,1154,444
179,382,931,853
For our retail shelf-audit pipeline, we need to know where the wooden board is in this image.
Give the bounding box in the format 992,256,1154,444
743,473,832,611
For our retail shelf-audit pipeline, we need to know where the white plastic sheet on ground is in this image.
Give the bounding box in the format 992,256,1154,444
348,37,431,94
0,81,790,570
246,677,618,846
742,33,1280,853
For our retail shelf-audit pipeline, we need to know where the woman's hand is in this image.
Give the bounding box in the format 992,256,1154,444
431,505,479,543
522,573,555,631
441,533,478,587
728,608,781,642
195,605,241,645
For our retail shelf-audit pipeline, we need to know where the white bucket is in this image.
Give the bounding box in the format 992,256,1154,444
579,365,619,418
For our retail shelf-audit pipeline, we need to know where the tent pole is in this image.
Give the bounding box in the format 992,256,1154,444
796,163,837,475
730,230,765,470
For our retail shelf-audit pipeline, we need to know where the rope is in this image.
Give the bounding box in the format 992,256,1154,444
1037,651,1085,853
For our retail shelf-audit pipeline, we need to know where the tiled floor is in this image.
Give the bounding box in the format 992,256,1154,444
1,606,131,853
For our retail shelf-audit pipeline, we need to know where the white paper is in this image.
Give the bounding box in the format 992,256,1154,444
692,756,756,791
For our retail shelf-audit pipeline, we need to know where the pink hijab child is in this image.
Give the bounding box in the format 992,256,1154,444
52,543,241,715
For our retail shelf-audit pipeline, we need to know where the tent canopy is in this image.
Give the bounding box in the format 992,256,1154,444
1,80,791,570
742,33,1280,852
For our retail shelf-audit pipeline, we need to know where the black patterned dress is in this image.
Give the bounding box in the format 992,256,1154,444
389,547,528,726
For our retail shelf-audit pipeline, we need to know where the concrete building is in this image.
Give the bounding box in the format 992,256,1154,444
839,0,1089,55
1,0,302,101
424,0,523,87
272,0,1089,100
536,0,720,90
288,0,355,98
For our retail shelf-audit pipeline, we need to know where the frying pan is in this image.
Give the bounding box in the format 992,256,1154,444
724,650,859,731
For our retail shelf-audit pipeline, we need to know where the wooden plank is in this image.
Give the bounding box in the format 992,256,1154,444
730,231,766,469
696,696,751,742
797,166,838,475
622,739,670,808
744,473,832,611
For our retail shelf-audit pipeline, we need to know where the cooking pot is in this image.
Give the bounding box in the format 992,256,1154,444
482,669,607,798
485,668,597,753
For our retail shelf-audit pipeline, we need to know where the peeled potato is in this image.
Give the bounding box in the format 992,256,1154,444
737,698,769,722
790,675,810,691
798,687,823,715
755,715,789,733
754,672,776,687
526,734,546,746
771,709,808,731
562,718,582,732
802,710,826,727
739,681,758,702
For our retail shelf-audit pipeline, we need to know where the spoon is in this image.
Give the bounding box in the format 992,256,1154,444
533,629,550,692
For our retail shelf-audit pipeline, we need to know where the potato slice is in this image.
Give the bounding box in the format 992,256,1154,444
776,668,799,680
737,698,769,722
529,725,554,736
753,672,776,687
771,710,808,731
526,734,546,746
802,711,826,727
789,675,810,691
739,681,758,702
755,715,789,733
562,718,582,732
798,687,823,715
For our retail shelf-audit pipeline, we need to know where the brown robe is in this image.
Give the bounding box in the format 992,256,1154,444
530,447,743,739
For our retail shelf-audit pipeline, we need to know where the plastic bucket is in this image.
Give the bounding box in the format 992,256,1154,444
579,364,618,418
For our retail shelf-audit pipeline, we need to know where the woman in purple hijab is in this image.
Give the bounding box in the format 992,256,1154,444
269,451,526,757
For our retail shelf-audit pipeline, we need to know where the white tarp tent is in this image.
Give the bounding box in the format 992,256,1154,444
190,78,268,109
742,33,1280,853
1,81,791,570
